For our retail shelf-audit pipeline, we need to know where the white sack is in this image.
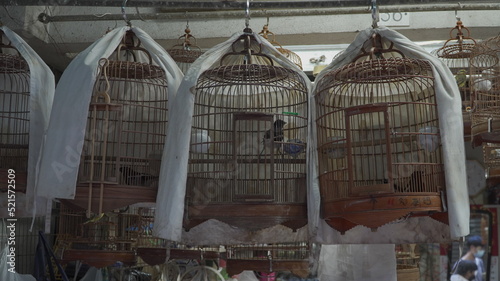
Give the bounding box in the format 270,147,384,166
318,244,397,281
36,26,183,200
153,30,312,243
0,26,55,217
310,26,469,242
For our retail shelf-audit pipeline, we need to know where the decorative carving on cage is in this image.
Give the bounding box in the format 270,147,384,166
314,34,446,234
70,30,169,214
185,29,309,231
0,30,30,193
431,18,477,137
259,23,303,70
225,242,310,278
57,203,139,268
167,22,203,73
469,35,500,147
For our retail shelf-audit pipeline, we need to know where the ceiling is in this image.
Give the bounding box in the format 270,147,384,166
1,0,500,75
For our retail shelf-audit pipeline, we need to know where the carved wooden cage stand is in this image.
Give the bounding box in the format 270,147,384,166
72,30,169,214
0,30,30,193
469,35,500,147
185,29,309,231
314,34,447,234
431,18,477,138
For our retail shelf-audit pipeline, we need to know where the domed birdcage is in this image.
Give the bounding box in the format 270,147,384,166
314,34,446,234
167,22,203,73
0,30,30,193
431,18,477,138
185,28,309,231
469,35,500,147
72,30,169,214
259,23,302,70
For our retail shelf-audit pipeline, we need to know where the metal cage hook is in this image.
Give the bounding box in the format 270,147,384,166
245,0,250,28
371,0,379,28
185,11,189,29
121,0,132,27
455,9,460,21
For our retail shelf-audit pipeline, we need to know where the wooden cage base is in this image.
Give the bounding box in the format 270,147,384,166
62,184,157,213
322,193,445,233
61,249,136,268
137,247,220,266
471,121,500,147
185,203,307,231
226,259,309,278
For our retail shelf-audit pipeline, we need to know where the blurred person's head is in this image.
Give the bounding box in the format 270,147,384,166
467,235,485,258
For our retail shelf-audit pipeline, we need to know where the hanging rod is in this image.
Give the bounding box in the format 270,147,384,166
7,0,497,8
38,3,500,23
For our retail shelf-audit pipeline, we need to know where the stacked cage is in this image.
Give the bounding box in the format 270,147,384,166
225,242,310,279
57,204,139,268
185,30,309,231
315,34,446,234
0,30,30,193
259,23,303,70
74,30,169,214
431,19,477,139
168,24,204,74
469,35,500,177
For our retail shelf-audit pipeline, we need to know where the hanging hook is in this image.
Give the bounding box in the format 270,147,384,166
371,0,379,28
121,0,131,27
185,11,189,29
245,0,250,29
455,9,460,22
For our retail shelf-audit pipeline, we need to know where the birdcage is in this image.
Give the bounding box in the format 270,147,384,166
184,29,308,231
225,242,310,278
314,34,446,234
396,244,420,281
469,35,500,147
431,19,477,138
135,207,221,267
57,203,139,268
483,143,500,178
73,30,168,214
0,30,30,193
167,23,203,73
259,23,302,70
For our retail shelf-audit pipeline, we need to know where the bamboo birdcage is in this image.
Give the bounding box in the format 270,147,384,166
167,23,203,73
185,28,309,231
0,30,30,193
469,35,500,147
259,23,302,70
225,242,310,278
74,30,169,214
56,203,139,268
431,18,477,137
483,143,500,178
314,34,446,234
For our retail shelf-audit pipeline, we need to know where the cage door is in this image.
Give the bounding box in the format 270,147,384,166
233,112,275,202
81,93,123,185
345,104,393,196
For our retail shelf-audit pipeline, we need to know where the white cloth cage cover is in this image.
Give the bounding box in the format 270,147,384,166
311,26,469,243
153,30,312,244
36,26,183,201
0,26,55,218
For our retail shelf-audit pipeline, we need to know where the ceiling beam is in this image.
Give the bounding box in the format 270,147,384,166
36,3,500,23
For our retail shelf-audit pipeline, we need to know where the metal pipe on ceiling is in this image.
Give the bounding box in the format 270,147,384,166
38,3,500,23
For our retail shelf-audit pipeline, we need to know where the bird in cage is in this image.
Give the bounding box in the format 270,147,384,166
260,119,286,155
395,170,426,193
119,166,158,186
455,69,468,88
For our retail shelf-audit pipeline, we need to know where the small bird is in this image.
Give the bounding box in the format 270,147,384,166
119,166,158,186
395,170,426,193
261,119,286,155
455,69,468,89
